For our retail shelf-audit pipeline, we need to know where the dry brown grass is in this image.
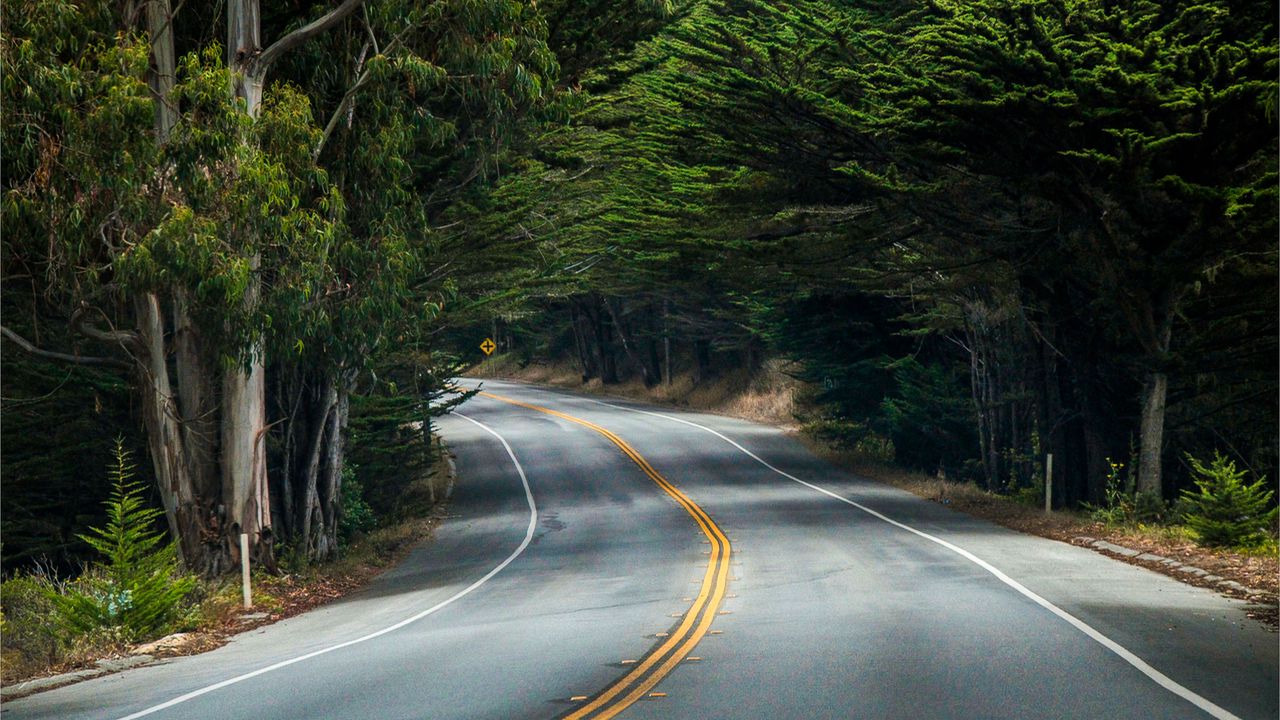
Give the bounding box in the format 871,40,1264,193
470,355,800,428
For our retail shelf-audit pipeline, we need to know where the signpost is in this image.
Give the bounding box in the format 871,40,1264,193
480,337,496,356
1045,453,1054,513
240,532,252,609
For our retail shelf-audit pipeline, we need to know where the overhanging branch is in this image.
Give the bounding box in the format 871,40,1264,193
257,0,365,72
70,305,145,354
0,325,133,370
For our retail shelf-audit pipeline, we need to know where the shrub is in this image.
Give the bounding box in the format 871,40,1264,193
1129,491,1168,524
51,439,196,641
1,571,66,674
338,463,377,544
1083,458,1168,524
801,418,895,462
1180,452,1279,548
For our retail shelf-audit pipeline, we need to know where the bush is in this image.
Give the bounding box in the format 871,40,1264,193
51,439,196,641
1084,458,1168,525
338,464,377,544
1180,452,1279,548
1129,491,1168,524
1,571,67,674
801,418,895,462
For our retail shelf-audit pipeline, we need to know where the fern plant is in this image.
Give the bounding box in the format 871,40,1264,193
52,439,196,640
1180,452,1279,548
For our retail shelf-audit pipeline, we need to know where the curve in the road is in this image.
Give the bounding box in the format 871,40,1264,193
477,391,732,720
589,397,1243,720
110,411,538,720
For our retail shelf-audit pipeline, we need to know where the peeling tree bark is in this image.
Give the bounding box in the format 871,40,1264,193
220,0,364,566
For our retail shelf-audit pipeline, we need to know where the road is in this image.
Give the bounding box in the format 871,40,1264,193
3,380,1275,719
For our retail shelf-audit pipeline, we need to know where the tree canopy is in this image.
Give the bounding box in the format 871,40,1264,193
3,0,1275,572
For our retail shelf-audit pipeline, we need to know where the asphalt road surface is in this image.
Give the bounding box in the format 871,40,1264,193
3,380,1276,719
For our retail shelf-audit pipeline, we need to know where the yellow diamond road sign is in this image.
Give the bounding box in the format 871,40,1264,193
480,338,496,356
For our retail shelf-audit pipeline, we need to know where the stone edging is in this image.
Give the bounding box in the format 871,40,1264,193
0,655,155,701
1073,536,1269,598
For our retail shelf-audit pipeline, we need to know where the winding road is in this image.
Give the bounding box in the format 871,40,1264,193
3,380,1275,719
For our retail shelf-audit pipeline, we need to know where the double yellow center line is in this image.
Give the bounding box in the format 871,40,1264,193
478,392,731,720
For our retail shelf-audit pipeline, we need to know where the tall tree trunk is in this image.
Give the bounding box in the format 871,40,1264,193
694,339,711,382
275,369,301,539
221,353,270,560
173,292,218,499
965,322,994,490
570,302,597,381
586,296,617,384
222,0,363,567
1136,371,1169,495
1135,300,1176,496
316,381,350,561
135,294,224,574
145,0,177,142
223,2,272,564
297,377,338,557
140,0,230,575
662,298,671,387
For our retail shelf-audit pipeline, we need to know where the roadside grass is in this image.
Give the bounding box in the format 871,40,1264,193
1,451,454,687
469,354,800,428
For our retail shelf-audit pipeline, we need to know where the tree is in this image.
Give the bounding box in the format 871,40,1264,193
887,0,1278,496
3,0,556,571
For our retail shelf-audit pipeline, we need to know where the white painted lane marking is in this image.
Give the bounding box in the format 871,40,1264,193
115,411,537,720
589,399,1241,720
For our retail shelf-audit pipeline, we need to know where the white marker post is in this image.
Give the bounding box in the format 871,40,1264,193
240,533,252,609
1044,453,1054,513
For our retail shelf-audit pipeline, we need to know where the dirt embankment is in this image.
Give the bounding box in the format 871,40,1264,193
467,355,801,428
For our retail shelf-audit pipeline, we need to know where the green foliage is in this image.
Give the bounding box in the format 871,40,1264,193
880,358,977,477
338,465,378,543
1010,483,1044,508
1084,457,1168,524
1180,452,1279,548
801,418,894,463
51,440,196,640
347,394,434,519
0,571,66,670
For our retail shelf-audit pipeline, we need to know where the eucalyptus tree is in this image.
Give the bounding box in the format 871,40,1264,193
4,1,352,573
268,0,557,559
2,0,557,571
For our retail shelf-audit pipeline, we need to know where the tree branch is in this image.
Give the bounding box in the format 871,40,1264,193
1,325,134,370
70,305,145,354
313,22,417,160
314,70,372,160
257,0,365,73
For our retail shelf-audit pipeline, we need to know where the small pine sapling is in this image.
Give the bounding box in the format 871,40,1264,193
1180,452,1279,548
52,439,197,640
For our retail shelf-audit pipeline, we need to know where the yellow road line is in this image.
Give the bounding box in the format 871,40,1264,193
476,392,731,719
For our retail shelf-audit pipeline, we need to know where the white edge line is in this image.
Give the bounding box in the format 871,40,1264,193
588,398,1241,720
115,411,537,720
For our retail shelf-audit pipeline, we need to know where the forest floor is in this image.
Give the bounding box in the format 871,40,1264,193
479,356,1278,629
1,455,455,691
